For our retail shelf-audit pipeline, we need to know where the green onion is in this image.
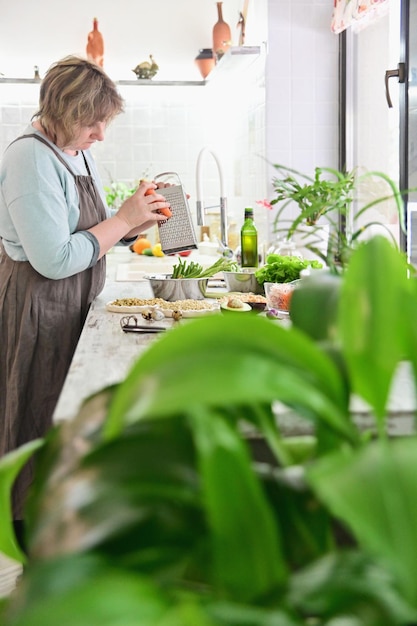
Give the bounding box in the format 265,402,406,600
172,257,238,279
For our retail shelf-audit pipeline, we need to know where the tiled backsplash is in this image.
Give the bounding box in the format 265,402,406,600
0,66,268,247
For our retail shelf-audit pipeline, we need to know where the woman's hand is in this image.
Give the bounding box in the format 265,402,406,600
88,181,173,256
117,181,171,233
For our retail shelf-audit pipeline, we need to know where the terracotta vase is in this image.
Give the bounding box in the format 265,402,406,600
212,2,231,61
86,17,104,67
195,49,216,79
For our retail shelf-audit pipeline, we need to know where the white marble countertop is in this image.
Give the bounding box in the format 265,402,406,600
53,247,228,423
53,247,417,436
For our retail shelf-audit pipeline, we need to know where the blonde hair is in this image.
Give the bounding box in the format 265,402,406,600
32,55,124,145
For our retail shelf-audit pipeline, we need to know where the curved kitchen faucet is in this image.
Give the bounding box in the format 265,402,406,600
195,147,228,247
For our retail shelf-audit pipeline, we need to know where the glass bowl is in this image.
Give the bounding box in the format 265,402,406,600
264,281,299,316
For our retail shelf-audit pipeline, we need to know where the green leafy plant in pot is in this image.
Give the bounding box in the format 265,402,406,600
3,237,417,624
104,180,137,210
268,163,406,273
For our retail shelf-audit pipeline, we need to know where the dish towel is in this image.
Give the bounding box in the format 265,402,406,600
331,0,389,34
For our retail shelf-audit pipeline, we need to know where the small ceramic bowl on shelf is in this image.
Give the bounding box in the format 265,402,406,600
264,280,300,316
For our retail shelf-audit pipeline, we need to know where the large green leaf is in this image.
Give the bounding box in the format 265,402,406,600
104,315,356,444
290,271,342,343
189,407,286,601
339,237,411,424
260,465,335,568
0,555,173,626
27,409,287,603
27,415,204,569
308,437,417,607
0,440,44,562
289,550,417,625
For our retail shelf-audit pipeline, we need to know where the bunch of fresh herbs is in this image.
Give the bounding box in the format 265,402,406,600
255,253,323,284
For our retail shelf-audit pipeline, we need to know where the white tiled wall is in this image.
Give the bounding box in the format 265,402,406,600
265,0,339,236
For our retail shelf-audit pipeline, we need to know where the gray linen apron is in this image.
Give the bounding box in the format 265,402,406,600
0,133,107,519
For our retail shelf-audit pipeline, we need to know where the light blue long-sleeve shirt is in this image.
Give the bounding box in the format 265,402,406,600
0,126,114,279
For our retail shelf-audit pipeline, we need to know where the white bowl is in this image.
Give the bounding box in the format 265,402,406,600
145,274,209,301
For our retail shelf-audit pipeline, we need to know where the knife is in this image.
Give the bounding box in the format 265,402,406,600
122,325,166,334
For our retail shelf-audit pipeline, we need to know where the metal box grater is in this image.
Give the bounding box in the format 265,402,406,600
154,172,199,255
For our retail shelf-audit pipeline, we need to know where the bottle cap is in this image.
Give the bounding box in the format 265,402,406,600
244,207,254,219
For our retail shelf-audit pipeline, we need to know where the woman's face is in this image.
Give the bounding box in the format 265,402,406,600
65,121,107,152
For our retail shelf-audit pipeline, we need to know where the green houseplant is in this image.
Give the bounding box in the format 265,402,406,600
2,237,417,624
104,180,137,209
268,164,406,272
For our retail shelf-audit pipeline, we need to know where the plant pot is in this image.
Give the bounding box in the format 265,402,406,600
293,223,330,263
195,49,216,79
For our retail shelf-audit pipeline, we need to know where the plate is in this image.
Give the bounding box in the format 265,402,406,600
163,305,220,319
106,298,220,318
106,301,159,314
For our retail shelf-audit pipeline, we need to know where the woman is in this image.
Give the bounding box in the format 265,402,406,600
0,56,171,532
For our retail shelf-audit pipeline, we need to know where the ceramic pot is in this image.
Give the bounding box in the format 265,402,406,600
213,2,231,61
195,49,215,79
293,223,330,263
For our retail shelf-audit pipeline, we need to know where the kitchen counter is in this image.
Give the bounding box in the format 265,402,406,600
52,247,227,423
53,247,417,436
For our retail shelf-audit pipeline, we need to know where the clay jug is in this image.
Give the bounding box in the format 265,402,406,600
195,49,216,79
212,2,231,61
86,17,104,67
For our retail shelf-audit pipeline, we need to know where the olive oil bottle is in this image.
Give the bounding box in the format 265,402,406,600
240,207,258,267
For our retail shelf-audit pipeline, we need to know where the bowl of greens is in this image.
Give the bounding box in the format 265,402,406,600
145,274,210,301
145,257,238,301
255,254,323,286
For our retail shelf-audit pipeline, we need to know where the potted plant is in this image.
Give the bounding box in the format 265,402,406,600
266,164,406,272
2,237,417,624
104,180,137,209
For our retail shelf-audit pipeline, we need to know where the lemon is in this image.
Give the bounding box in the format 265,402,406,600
152,243,164,257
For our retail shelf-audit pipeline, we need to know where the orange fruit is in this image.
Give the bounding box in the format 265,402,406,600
132,237,152,254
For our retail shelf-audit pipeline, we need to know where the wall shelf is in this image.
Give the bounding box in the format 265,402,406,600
205,45,262,81
0,46,262,87
0,78,41,84
117,79,205,87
